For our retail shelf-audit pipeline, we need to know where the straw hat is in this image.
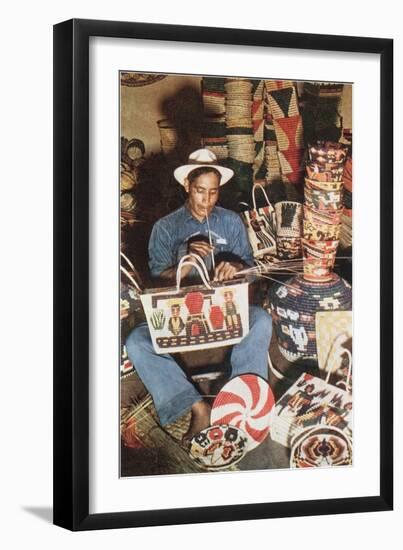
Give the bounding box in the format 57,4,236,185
173,149,234,186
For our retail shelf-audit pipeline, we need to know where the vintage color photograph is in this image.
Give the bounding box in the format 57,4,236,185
119,72,353,476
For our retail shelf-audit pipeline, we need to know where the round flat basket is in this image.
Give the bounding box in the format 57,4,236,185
120,73,166,87
290,425,352,468
189,424,248,470
211,374,275,451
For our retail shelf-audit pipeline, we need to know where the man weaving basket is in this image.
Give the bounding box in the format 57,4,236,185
126,149,272,444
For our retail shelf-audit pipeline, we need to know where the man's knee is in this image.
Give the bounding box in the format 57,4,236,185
126,324,152,359
250,306,272,334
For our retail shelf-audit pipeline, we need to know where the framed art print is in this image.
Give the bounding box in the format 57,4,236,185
53,19,393,530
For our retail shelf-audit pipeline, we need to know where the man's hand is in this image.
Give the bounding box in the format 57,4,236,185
188,240,214,258
214,261,239,282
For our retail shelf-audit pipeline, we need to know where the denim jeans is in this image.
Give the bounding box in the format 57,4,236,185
125,305,272,426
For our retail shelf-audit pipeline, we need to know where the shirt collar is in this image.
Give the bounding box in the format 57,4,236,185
184,202,219,223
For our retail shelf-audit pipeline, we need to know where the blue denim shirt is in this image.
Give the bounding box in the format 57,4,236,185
149,204,253,278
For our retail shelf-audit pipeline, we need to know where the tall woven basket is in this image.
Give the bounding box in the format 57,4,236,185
268,273,352,362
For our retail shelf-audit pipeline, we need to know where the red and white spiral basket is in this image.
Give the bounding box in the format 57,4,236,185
211,374,275,451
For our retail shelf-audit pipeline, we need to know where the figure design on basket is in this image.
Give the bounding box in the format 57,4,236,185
273,374,353,435
153,288,244,348
296,399,352,431
277,382,321,416
167,302,185,336
223,290,241,331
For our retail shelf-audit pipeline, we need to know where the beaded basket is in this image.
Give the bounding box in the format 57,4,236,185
268,273,352,362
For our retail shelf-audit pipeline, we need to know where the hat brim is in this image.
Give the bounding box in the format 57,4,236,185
174,164,234,186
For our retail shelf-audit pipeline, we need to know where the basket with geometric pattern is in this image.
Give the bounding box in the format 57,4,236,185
268,273,352,362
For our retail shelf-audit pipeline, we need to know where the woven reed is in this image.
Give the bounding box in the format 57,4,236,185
204,145,228,160
121,395,240,473
264,80,294,91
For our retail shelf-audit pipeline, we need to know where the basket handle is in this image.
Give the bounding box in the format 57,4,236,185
121,250,136,272
120,265,142,292
176,254,212,291
334,349,352,390
325,332,352,388
252,183,273,211
177,253,210,280
120,251,142,292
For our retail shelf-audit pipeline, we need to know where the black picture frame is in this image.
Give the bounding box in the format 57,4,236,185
53,18,393,531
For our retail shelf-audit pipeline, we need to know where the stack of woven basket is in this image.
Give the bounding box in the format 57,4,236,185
263,106,282,184
157,118,179,162
202,77,226,116
301,82,344,144
302,141,348,282
120,137,145,238
340,154,353,249
264,81,304,187
225,78,255,164
251,80,266,184
223,78,255,195
201,77,228,160
202,114,228,161
268,140,352,362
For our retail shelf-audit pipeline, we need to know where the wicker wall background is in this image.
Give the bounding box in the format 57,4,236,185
121,74,352,158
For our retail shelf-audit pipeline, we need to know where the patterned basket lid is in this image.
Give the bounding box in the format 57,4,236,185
290,425,352,468
188,424,248,470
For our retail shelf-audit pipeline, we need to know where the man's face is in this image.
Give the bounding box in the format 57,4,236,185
171,305,180,317
224,291,233,302
184,172,220,220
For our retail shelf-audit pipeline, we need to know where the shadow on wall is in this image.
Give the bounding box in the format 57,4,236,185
133,84,206,225
158,85,204,165
123,86,204,283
